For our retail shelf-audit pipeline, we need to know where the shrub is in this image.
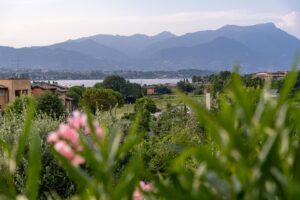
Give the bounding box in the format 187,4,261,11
134,97,157,114
37,92,65,118
4,96,36,116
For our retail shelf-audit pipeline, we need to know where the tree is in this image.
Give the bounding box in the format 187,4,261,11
154,85,171,95
131,97,157,132
134,97,157,114
100,75,143,103
66,86,85,108
125,83,143,103
204,71,232,95
37,92,65,118
243,75,264,88
192,76,203,83
101,75,127,93
177,79,194,93
81,88,124,113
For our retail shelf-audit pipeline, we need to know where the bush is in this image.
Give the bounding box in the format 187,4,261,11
4,96,36,116
37,92,65,118
134,97,157,114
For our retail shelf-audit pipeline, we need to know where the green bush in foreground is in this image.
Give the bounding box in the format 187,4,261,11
2,66,300,199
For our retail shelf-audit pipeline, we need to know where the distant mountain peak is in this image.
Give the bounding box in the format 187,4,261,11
219,22,277,31
155,31,176,37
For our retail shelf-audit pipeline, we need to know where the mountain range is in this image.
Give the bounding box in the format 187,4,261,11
0,23,299,72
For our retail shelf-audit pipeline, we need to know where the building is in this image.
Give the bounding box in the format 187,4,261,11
31,81,73,113
253,71,288,79
0,78,31,110
146,86,156,95
164,83,177,90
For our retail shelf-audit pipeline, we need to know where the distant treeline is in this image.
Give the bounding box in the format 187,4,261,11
0,68,215,80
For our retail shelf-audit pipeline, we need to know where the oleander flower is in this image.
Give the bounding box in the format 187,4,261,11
133,181,153,200
47,110,103,166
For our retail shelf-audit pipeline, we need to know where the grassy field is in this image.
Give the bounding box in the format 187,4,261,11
110,94,204,117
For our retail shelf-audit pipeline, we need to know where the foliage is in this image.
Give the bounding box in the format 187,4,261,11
81,88,124,113
137,106,205,176
66,86,85,108
125,83,144,103
134,97,157,114
192,75,204,83
243,74,264,88
0,104,75,199
97,75,143,103
176,79,194,93
154,85,171,95
4,96,36,116
204,71,232,95
3,64,300,199
124,97,157,132
37,92,65,118
98,75,127,92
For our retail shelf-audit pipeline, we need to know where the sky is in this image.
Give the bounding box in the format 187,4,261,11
0,0,300,47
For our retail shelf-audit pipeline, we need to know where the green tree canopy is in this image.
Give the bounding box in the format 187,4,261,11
154,85,171,95
97,75,143,103
177,79,194,93
81,88,124,113
134,97,157,114
66,86,85,108
37,92,65,118
100,75,127,93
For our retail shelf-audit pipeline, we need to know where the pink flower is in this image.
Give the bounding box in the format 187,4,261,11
80,114,88,127
72,155,85,166
133,189,143,200
47,132,59,143
47,110,104,167
54,141,75,160
133,181,153,200
94,121,103,138
58,126,80,146
140,181,153,192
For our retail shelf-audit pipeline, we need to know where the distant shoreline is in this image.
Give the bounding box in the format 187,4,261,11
34,79,191,87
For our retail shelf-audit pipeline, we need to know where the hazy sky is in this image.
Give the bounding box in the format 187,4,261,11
0,0,300,47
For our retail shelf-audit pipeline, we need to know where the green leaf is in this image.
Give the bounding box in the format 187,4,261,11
52,150,97,196
25,132,41,200
112,156,143,200
117,110,144,159
15,99,36,166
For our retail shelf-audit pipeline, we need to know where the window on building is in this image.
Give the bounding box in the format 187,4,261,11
22,90,28,95
0,89,5,97
15,90,21,97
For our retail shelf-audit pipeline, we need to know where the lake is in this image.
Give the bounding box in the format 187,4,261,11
54,79,189,87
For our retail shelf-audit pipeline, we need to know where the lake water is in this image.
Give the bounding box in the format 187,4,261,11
55,79,189,87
